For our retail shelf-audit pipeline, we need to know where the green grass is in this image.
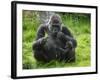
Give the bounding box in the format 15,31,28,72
22,11,91,69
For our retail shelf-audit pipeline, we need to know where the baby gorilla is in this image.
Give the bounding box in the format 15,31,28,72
32,14,77,63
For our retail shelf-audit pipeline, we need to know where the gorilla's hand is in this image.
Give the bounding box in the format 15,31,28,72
57,32,65,39
57,32,70,43
32,37,47,50
56,47,69,53
39,37,47,45
65,41,73,49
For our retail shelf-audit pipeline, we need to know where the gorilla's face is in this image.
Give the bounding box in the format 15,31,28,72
50,24,61,37
49,14,62,38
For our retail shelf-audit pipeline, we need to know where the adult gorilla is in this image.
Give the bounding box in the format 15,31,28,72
32,14,77,63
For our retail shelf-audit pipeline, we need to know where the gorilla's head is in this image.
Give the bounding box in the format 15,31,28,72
49,14,62,37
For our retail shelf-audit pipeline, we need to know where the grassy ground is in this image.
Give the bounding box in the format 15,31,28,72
22,11,91,69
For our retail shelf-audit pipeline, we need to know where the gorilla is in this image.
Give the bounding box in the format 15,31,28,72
32,14,77,63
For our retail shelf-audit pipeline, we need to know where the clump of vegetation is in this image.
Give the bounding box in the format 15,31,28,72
22,11,91,69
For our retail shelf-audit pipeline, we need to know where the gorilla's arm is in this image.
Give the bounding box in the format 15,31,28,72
33,24,47,50
32,37,46,50
61,26,77,48
36,24,47,40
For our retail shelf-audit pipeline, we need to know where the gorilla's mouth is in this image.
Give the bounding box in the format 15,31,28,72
52,32,58,38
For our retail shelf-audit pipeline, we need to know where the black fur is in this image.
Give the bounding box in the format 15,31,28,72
32,14,77,63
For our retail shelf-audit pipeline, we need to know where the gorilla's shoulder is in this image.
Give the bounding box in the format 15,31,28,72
61,25,69,31
61,25,73,37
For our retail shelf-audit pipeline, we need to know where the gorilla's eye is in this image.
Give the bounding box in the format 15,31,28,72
52,25,60,29
52,25,59,27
